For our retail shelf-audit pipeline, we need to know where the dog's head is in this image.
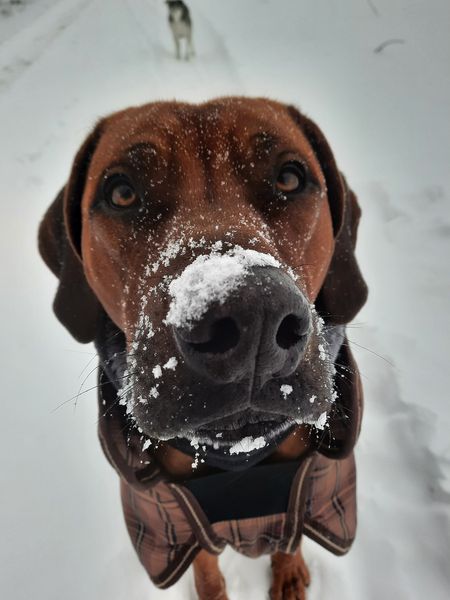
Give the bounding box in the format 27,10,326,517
39,98,367,464
165,0,185,11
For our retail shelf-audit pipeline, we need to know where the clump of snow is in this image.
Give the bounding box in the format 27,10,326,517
190,437,200,450
229,435,266,455
152,365,162,378
165,246,281,329
318,343,327,361
300,410,330,431
311,305,325,335
280,384,293,398
191,453,200,469
142,439,152,451
163,356,178,370
312,411,328,430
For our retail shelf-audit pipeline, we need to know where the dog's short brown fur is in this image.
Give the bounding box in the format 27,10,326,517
39,97,367,600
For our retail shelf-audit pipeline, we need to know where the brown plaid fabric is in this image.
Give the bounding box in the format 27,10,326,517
98,342,362,589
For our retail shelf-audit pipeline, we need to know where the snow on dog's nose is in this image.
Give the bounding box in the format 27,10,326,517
166,248,312,386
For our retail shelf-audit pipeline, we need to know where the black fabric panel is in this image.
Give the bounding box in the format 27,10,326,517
183,461,299,523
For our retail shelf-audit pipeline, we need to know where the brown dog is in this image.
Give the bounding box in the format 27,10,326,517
39,97,367,599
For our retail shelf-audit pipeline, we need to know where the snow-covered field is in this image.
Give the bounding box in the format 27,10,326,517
1,0,449,598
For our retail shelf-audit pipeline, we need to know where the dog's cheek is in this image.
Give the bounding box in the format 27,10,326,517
269,195,334,301
124,347,186,439
301,215,334,300
80,216,131,328
270,327,335,422
303,335,335,410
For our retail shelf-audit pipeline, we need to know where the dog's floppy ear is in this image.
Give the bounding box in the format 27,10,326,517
287,106,368,324
38,123,104,343
316,178,368,324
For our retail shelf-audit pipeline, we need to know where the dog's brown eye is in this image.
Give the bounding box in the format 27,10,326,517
110,183,137,208
276,162,306,194
104,176,139,210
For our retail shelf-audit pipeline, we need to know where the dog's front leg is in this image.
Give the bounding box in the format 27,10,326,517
270,546,310,600
186,33,195,60
193,550,229,600
173,35,181,59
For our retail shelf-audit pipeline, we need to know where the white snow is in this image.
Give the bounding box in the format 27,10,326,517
1,1,449,599
318,343,327,361
312,411,328,431
152,365,162,379
280,384,293,398
165,246,281,329
163,357,178,370
229,436,267,455
149,387,159,399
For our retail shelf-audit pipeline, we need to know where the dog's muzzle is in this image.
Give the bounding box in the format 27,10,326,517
172,266,312,389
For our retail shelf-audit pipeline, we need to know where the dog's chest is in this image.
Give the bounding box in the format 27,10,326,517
169,8,190,38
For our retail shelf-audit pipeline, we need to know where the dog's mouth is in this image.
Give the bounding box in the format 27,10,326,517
168,410,298,470
187,409,293,446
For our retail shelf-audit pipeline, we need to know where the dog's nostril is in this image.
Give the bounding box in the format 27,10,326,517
276,314,308,350
188,317,240,354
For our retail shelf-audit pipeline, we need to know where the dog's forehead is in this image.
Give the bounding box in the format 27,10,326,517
93,98,312,168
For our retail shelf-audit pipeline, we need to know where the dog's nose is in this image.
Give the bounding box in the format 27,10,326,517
172,267,311,386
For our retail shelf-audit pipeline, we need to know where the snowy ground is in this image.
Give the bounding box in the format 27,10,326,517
1,0,449,599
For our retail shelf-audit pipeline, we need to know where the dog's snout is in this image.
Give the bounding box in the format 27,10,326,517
172,266,311,387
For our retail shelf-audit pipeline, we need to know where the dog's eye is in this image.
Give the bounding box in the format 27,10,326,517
276,162,306,195
105,177,138,209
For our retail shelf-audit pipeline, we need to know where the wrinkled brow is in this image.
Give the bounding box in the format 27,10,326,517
125,142,159,161
249,131,279,154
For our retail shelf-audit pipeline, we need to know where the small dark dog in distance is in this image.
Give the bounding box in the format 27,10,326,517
166,0,195,60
